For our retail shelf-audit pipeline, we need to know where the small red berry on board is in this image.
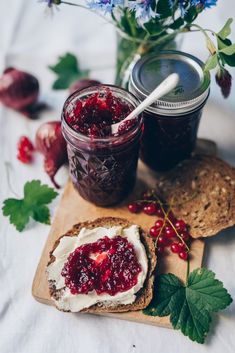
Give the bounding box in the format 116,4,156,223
17,136,34,164
164,226,175,238
128,202,142,213
155,219,164,229
179,250,188,261
171,242,180,254
174,219,186,231
149,226,160,238
143,203,158,215
179,230,190,242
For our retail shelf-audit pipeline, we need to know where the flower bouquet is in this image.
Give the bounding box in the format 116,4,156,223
42,0,235,96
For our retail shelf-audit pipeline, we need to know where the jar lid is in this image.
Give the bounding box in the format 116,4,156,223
129,50,210,116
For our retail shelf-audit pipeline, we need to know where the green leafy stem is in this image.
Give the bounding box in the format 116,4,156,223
144,264,233,344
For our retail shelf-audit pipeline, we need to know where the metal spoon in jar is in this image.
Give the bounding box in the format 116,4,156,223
111,73,179,135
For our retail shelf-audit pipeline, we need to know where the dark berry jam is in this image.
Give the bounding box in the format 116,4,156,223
62,85,143,206
140,106,204,171
61,236,142,296
65,89,133,138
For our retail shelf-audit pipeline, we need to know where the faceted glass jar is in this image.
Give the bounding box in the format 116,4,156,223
61,85,143,206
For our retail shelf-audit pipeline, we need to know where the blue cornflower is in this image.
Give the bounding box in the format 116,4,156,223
40,0,61,7
88,0,124,13
129,0,157,23
190,0,217,8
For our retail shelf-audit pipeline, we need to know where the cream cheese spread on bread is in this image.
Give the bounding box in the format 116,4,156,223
47,225,148,312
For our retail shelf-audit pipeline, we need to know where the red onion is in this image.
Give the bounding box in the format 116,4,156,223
69,79,100,94
36,121,67,188
0,68,39,112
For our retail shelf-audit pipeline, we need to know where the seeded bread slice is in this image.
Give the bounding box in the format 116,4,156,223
47,217,157,313
155,155,235,238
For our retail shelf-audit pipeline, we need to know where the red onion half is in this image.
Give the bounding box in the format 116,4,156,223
0,68,39,112
36,121,67,188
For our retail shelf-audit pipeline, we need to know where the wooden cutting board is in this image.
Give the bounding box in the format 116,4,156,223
32,139,216,328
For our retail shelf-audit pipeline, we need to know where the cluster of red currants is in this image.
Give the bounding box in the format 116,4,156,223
17,136,35,164
128,194,191,261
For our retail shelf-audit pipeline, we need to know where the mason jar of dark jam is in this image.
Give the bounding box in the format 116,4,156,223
129,51,211,171
61,85,143,206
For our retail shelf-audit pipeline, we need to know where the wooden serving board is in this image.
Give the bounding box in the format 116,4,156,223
32,139,216,328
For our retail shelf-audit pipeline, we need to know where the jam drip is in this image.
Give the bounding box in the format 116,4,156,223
61,236,142,296
65,90,133,137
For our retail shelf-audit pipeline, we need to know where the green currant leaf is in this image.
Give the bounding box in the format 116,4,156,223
2,180,58,232
49,53,89,90
204,54,218,71
217,18,233,40
2,199,30,232
143,269,232,344
24,180,58,206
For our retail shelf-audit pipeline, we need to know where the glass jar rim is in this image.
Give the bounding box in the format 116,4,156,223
61,84,143,144
129,50,211,116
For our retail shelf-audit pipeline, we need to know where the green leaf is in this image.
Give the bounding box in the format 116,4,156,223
2,180,58,232
169,17,185,30
157,0,172,18
217,18,233,40
2,199,30,232
204,54,218,71
216,36,232,50
220,52,235,67
49,53,89,90
144,268,232,344
32,205,50,225
24,180,58,206
144,21,165,36
219,43,235,56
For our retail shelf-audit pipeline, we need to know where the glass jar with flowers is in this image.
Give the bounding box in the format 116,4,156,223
42,0,235,97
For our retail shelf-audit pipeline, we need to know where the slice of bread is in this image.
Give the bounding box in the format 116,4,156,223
155,155,235,238
47,217,157,313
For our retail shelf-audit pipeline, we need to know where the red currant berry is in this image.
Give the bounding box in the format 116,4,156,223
17,136,34,164
155,219,164,229
179,230,190,242
156,208,164,218
164,226,175,238
128,202,141,213
155,246,165,255
149,226,160,238
158,235,169,246
179,251,188,261
143,203,157,215
171,242,180,254
177,242,186,251
175,219,186,231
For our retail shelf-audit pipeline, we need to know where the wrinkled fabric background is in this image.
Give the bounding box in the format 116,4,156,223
0,1,235,353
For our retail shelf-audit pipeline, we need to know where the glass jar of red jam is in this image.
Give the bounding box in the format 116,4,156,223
61,85,143,206
129,51,211,171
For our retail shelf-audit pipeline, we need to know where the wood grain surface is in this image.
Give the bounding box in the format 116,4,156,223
32,139,216,328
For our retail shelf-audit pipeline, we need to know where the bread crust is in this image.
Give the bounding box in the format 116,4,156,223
47,217,157,313
155,155,235,238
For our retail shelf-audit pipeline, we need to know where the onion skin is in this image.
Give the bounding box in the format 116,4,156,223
36,121,67,188
0,68,39,111
69,79,100,94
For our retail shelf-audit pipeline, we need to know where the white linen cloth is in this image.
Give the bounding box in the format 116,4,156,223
0,1,235,353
